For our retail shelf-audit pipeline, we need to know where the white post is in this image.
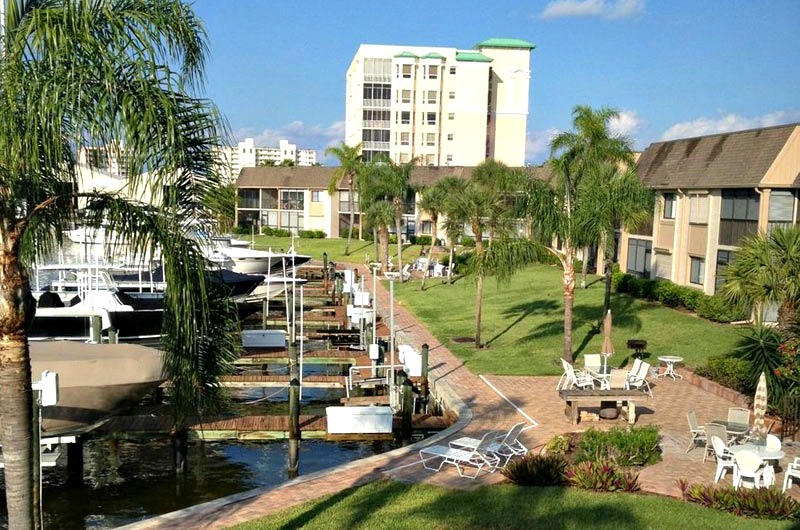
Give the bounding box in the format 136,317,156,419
389,277,396,405
299,284,304,400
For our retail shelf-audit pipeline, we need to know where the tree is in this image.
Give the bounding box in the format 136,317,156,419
260,159,277,167
528,105,635,362
381,159,415,281
325,142,363,255
203,183,237,233
0,2,228,527
721,226,800,335
363,200,395,273
445,160,525,346
417,181,450,246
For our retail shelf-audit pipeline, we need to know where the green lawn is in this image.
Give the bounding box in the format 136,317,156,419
391,263,742,376
249,235,427,265
232,480,792,530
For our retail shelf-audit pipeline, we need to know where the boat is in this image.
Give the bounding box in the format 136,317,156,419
30,341,164,436
205,245,311,275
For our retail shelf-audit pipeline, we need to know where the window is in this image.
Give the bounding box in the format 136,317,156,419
311,190,322,202
421,220,433,234
449,66,456,75
363,109,390,123
662,193,676,220
237,188,259,209
426,112,436,125
400,111,410,124
281,190,304,211
426,133,435,146
690,257,705,285
362,129,389,143
401,64,412,79
338,190,359,213
653,252,672,280
768,190,796,230
447,133,453,141
446,154,453,164
401,89,411,103
362,83,391,101
689,193,708,224
427,90,437,104
448,113,454,120
428,65,438,79
399,153,409,163
626,238,652,278
720,189,760,245
400,132,410,145
425,154,435,165
715,250,734,293
449,91,455,99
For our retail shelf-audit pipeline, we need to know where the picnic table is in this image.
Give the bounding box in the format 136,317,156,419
559,388,646,425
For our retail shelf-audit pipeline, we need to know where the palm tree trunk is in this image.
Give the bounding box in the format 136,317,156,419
345,179,354,256
562,245,575,363
372,227,379,264
379,228,389,273
0,246,37,530
778,301,798,337
394,207,403,282
474,237,485,347
580,246,589,288
447,244,455,284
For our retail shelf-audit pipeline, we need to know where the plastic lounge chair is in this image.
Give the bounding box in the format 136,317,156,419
560,359,594,390
583,354,602,373
782,457,800,492
608,369,628,389
705,422,729,461
686,411,706,453
626,358,643,383
733,449,764,489
728,407,750,425
419,431,501,479
449,422,529,467
625,361,652,397
710,435,735,482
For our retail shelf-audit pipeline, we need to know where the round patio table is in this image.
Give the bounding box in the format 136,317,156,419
710,420,751,441
656,355,683,380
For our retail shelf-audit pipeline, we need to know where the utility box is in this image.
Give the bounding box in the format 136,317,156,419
398,344,422,376
326,406,393,434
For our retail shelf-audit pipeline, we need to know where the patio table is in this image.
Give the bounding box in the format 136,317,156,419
710,420,751,443
586,366,611,389
656,355,683,380
729,443,785,487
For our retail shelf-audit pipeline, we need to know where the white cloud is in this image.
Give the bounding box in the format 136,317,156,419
540,0,644,20
661,110,800,141
608,109,643,139
525,127,561,164
232,120,345,164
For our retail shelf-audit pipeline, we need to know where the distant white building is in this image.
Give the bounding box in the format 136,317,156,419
345,38,534,166
215,138,317,182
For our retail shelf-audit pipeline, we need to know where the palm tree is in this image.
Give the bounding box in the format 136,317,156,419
383,159,415,281
0,2,227,527
364,200,395,273
721,226,800,335
446,161,525,346
417,180,449,246
325,142,363,255
528,105,635,362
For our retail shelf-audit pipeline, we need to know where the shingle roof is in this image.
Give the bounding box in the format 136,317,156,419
475,38,536,50
636,124,799,190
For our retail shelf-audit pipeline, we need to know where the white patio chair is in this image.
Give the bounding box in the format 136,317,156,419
560,359,594,390
727,407,750,425
583,353,602,372
733,449,765,489
449,422,529,467
686,411,706,453
608,369,628,389
419,430,501,479
625,360,652,397
782,457,800,492
705,423,727,463
710,435,735,483
766,434,781,451
626,358,643,383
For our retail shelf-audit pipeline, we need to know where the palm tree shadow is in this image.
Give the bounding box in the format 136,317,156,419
487,299,560,346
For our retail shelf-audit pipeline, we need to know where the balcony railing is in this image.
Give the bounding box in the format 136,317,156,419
362,141,390,150
363,98,390,108
363,120,390,129
364,74,391,83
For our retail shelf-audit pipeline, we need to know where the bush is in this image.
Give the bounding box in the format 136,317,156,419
630,277,658,300
502,454,568,486
298,230,326,239
414,235,432,246
567,460,640,492
696,294,747,323
261,227,291,237
574,426,661,467
232,225,251,235
679,287,704,311
653,281,683,307
544,434,571,455
460,236,475,247
679,480,800,520
694,355,752,395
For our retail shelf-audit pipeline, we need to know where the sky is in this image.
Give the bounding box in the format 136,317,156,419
191,0,800,166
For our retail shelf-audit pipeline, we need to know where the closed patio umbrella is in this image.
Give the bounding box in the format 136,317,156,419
752,371,768,439
601,309,614,370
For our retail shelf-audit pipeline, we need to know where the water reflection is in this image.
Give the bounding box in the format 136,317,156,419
0,437,391,530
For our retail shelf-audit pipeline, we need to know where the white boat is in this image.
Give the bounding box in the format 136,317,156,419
29,341,164,435
206,245,312,275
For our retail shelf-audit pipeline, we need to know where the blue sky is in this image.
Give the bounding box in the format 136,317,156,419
192,0,799,165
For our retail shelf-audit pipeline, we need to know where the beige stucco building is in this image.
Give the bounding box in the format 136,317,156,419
345,38,534,166
619,123,800,295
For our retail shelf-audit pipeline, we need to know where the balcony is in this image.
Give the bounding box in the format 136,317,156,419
719,219,758,246
362,141,390,150
363,120,390,129
364,74,391,83
363,99,390,108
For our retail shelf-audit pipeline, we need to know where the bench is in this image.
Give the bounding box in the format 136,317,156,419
558,389,646,425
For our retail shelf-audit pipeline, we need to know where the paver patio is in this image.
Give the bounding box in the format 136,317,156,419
121,266,800,529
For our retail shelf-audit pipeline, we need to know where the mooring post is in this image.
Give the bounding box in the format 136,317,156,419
66,437,84,487
334,274,343,306
401,377,414,444
91,315,102,344
108,328,118,344
288,378,301,478
421,343,429,401
262,298,268,330
322,252,329,291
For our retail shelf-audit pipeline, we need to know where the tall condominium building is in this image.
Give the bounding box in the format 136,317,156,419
216,138,318,181
345,38,534,166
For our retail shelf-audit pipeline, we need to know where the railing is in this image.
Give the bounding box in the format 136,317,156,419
346,363,405,398
363,98,390,108
364,74,391,83
363,120,390,129
362,141,390,150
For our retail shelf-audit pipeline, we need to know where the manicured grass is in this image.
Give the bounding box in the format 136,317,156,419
249,235,429,266
392,263,743,375
232,480,792,530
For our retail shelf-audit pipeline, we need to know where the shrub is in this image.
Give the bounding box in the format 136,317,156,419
502,454,568,486
460,236,475,247
574,426,661,467
298,230,326,239
232,225,251,235
613,272,635,294
567,460,640,492
544,434,571,455
679,286,703,311
261,227,291,237
678,480,800,520
653,280,683,307
631,277,658,300
388,235,397,244
696,294,747,323
694,356,752,395
415,235,432,246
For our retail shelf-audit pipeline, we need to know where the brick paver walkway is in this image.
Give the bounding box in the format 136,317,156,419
120,266,800,529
